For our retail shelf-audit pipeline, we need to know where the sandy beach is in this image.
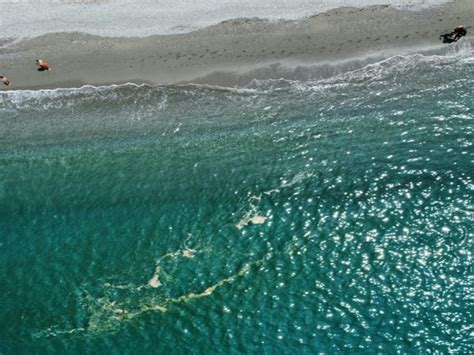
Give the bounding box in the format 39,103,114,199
0,0,472,90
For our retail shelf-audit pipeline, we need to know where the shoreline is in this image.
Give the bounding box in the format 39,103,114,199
0,0,472,90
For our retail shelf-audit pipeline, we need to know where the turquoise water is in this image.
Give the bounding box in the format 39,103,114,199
1,47,473,353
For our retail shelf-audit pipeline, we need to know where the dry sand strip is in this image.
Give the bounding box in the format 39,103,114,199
0,0,472,90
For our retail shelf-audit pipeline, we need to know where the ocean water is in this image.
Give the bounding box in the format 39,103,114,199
1,44,473,353
0,0,450,39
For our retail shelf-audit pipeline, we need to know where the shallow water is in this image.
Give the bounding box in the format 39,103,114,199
0,44,473,353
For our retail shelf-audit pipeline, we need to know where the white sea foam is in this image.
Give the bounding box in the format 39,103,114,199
0,0,451,39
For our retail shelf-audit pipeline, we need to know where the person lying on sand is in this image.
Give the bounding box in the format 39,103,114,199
35,59,51,71
440,25,467,43
0,75,12,86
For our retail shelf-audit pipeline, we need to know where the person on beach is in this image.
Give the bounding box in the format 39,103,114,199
0,75,12,86
35,59,51,71
440,25,467,43
452,25,467,41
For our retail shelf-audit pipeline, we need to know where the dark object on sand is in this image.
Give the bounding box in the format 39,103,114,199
0,75,12,86
440,25,467,43
440,33,457,44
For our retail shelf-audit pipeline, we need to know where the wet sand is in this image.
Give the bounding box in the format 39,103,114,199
0,0,472,90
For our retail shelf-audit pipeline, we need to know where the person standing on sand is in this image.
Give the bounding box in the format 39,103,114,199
452,25,467,41
0,75,12,86
440,25,467,43
35,59,51,71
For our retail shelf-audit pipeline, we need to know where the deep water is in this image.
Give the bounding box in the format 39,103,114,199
0,45,473,353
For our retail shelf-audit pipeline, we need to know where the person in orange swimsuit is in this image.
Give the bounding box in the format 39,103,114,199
35,59,51,71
